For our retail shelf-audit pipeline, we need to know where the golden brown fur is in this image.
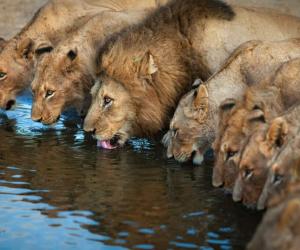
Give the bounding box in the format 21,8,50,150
0,0,165,110
30,10,150,124
213,84,285,191
257,131,300,209
164,39,300,164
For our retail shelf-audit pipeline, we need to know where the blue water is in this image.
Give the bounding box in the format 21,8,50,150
0,92,261,250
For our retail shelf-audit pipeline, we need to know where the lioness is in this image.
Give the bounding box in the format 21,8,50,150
84,0,300,149
247,185,300,250
164,39,300,164
31,10,150,125
0,0,166,110
257,114,300,210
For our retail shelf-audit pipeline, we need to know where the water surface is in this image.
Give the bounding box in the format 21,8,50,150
0,93,261,250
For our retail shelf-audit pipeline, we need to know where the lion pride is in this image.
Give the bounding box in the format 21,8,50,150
213,84,285,191
163,39,300,163
232,59,300,207
30,10,150,125
84,0,300,149
0,0,166,111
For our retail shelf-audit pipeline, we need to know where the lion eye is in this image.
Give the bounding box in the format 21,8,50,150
45,90,55,98
226,150,237,161
243,167,253,180
273,173,283,185
0,72,7,80
103,96,113,107
172,128,178,137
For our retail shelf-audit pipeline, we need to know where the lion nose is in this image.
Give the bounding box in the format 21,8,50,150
83,122,95,133
32,117,42,123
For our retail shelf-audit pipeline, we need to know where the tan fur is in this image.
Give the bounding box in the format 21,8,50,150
30,10,150,124
257,111,300,210
0,0,166,110
164,39,300,164
233,111,299,207
248,193,300,250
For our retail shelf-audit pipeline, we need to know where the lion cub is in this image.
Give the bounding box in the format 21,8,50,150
213,84,283,192
257,115,300,210
163,39,300,164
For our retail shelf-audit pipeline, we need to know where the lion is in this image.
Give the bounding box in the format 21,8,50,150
30,10,151,125
257,111,300,210
164,39,300,163
247,187,300,250
213,84,285,191
232,105,300,207
84,0,300,149
0,0,166,111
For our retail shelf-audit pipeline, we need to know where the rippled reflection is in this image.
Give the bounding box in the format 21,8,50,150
0,92,261,249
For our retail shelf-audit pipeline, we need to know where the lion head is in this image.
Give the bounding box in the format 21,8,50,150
162,83,213,164
0,37,53,110
233,116,289,207
213,100,268,190
257,122,300,210
31,45,94,125
84,76,137,149
215,115,248,191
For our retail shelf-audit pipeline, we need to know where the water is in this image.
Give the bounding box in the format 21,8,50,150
0,92,261,250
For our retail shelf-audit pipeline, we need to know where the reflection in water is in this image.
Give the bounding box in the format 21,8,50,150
0,93,261,249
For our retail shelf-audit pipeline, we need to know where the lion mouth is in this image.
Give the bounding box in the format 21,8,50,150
97,135,121,150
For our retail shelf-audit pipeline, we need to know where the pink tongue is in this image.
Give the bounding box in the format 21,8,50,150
97,140,117,150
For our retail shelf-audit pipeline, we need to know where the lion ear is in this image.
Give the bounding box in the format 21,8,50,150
35,41,53,57
193,85,208,109
62,48,78,72
17,37,34,59
139,51,158,76
192,78,203,88
266,117,288,148
0,37,7,51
